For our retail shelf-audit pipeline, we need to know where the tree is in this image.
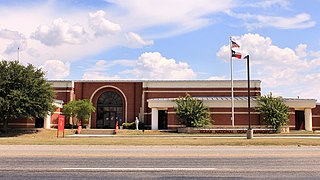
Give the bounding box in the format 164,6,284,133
255,93,290,132
0,61,55,131
63,100,78,127
63,99,95,126
175,94,212,128
74,99,95,125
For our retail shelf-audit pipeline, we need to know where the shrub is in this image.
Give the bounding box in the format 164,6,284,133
255,93,289,132
175,94,212,128
122,122,135,129
121,122,145,130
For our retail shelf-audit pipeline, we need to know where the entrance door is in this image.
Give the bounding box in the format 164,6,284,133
295,110,305,130
96,91,123,129
158,110,168,129
35,117,44,128
103,112,117,129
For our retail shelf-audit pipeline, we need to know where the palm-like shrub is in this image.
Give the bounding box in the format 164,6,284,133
175,94,212,128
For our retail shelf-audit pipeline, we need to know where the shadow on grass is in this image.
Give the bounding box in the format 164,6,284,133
0,129,40,137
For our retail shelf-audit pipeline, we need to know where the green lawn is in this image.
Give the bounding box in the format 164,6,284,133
0,129,319,146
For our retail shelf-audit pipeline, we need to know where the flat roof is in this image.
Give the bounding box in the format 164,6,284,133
47,79,261,83
147,96,317,102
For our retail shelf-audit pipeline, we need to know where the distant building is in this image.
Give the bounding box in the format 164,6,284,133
43,80,319,131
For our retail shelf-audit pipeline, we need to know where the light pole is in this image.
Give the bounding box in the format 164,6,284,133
245,55,253,139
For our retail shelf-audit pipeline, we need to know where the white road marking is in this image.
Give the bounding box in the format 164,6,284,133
62,167,217,171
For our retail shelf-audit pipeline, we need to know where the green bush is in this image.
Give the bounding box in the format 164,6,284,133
255,93,289,132
121,122,145,129
122,122,135,129
175,94,212,128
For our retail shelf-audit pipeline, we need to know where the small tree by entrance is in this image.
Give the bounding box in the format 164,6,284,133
63,99,95,128
75,99,95,126
255,93,289,132
175,94,212,128
63,100,78,128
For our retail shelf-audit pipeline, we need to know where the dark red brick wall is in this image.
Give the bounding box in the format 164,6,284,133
74,82,143,128
144,87,260,99
50,107,62,128
53,87,73,103
165,107,262,128
312,105,320,130
165,107,298,129
288,108,296,130
143,87,261,128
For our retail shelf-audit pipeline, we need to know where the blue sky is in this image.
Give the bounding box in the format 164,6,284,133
0,0,320,101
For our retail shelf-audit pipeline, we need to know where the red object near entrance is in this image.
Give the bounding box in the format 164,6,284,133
57,115,65,138
115,121,118,134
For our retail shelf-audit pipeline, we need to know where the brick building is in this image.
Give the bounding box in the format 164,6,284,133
44,80,320,131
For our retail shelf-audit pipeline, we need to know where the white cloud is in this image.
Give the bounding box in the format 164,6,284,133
83,71,121,80
27,48,40,58
217,33,320,100
0,7,156,67
4,39,28,54
41,60,70,79
88,10,121,37
309,51,320,68
82,52,196,80
208,76,227,80
126,32,154,47
31,18,88,46
85,59,135,71
227,12,316,30
245,0,290,9
295,44,307,58
0,28,25,40
0,28,28,54
82,59,133,80
107,0,235,37
122,52,196,79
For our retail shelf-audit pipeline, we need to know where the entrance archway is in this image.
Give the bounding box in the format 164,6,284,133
96,91,124,129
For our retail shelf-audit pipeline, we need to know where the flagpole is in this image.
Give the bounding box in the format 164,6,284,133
230,36,234,128
245,55,253,139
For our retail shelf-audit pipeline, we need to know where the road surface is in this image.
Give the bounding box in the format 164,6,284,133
0,145,319,179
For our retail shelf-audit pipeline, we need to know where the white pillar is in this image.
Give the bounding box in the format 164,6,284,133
44,112,51,129
304,108,312,131
151,108,158,130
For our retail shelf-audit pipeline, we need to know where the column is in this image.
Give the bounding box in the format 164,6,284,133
304,108,312,131
151,108,158,130
44,112,51,129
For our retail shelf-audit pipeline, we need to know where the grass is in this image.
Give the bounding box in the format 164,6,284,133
0,129,320,146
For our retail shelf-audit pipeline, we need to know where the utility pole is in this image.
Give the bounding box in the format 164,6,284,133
17,47,20,61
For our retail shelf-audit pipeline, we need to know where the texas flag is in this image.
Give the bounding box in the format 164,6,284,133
232,50,242,59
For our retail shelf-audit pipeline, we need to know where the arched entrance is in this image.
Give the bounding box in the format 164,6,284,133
96,91,124,129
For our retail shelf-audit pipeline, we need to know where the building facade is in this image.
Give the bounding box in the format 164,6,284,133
45,80,319,131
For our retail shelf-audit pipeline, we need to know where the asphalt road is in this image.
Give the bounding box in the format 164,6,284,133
0,145,319,179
